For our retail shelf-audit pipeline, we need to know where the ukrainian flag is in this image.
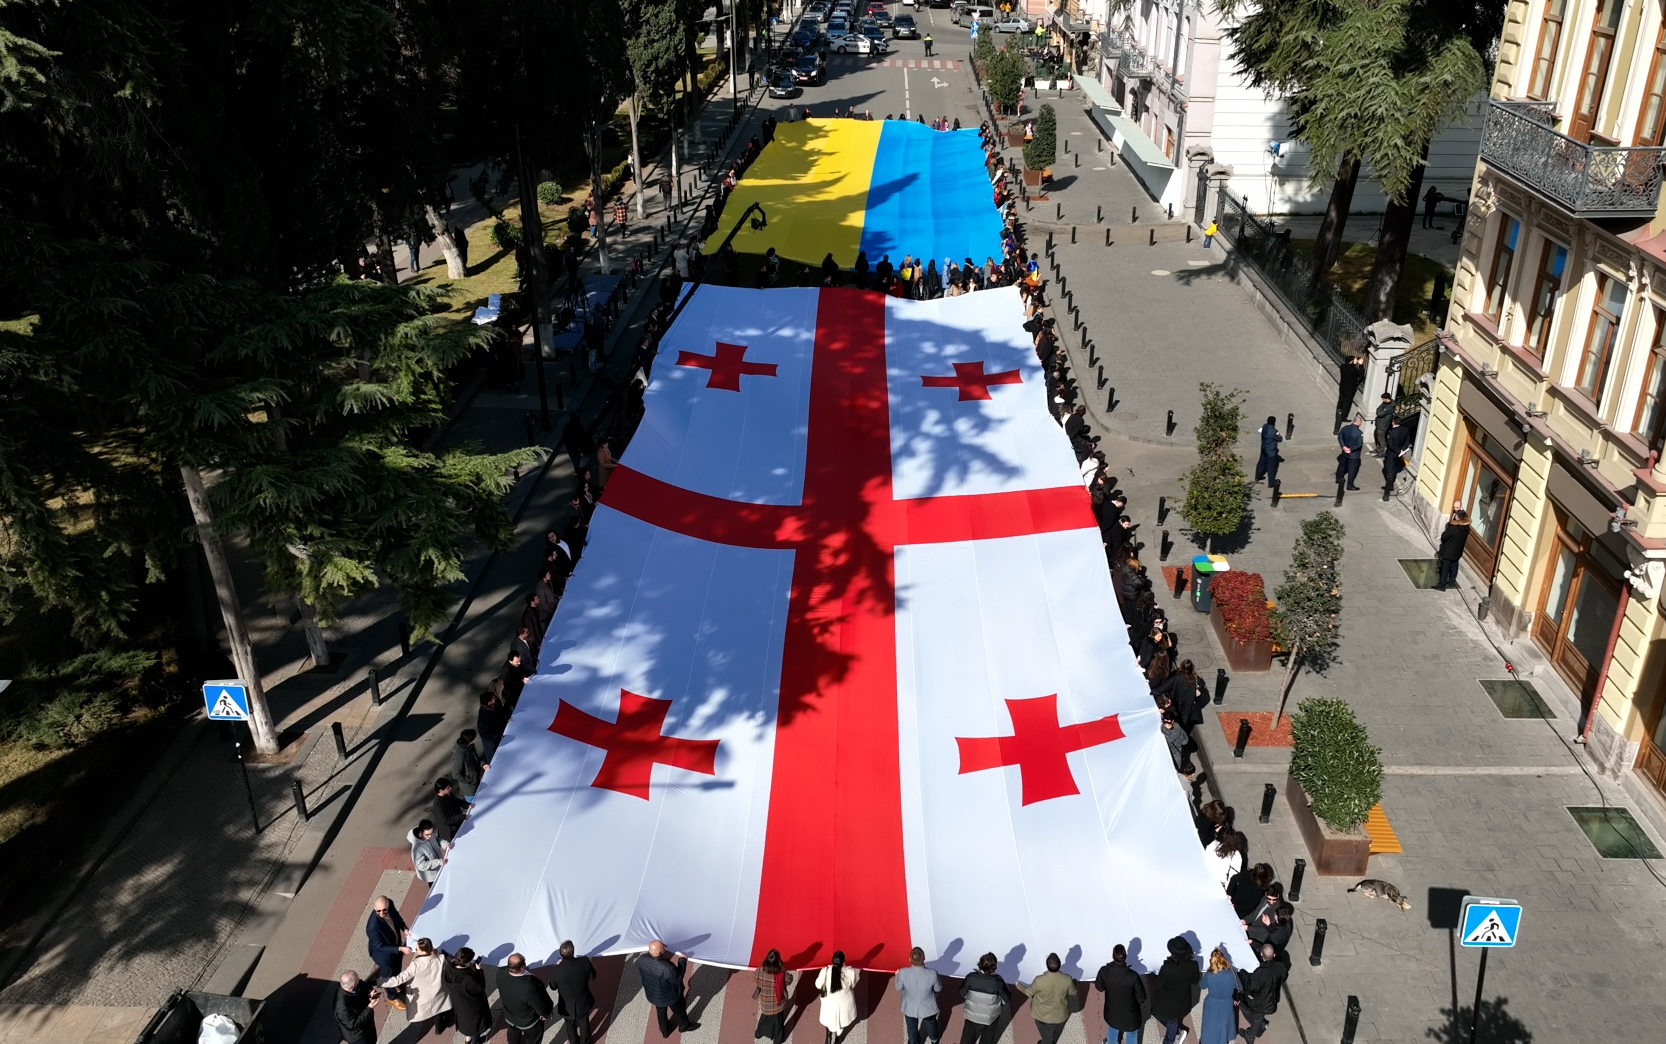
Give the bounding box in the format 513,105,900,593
707,118,1005,270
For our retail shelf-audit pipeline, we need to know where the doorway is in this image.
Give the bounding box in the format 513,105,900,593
1532,508,1622,700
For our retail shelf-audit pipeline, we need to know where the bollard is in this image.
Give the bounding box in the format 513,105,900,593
1105,227,1112,247
1097,138,1102,152
1097,204,1103,224
1071,225,1077,243
1166,409,1175,435
291,779,310,823
1097,363,1104,388
1310,919,1329,967
1289,857,1307,901
1159,529,1171,561
1173,567,1187,598
1335,481,1346,506
332,720,348,760
1107,386,1116,411
368,667,383,705
1259,782,1276,823
1215,667,1228,703
1148,228,1156,246
1056,202,1062,220
1271,480,1281,507
1341,996,1361,1044
1131,206,1138,222
1157,495,1167,523
1233,718,1252,758
1063,139,1068,153
1167,203,1174,219
1074,153,1079,168
1286,411,1295,438
1047,232,1054,250
1186,225,1192,243
1088,343,1098,367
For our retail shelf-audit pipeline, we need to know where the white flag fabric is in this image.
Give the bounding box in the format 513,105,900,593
414,285,1249,978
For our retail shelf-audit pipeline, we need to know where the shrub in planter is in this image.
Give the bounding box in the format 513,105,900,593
1210,571,1270,643
987,46,1027,112
1024,104,1057,171
1177,383,1250,552
1289,697,1382,833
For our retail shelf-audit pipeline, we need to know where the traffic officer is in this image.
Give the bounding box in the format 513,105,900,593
923,33,933,57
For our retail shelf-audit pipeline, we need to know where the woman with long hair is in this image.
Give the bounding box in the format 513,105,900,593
815,950,859,1044
1207,829,1246,890
753,948,796,1044
1199,948,1238,1044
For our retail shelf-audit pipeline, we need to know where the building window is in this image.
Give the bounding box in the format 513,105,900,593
1533,507,1622,701
1639,22,1666,145
1634,310,1666,449
1484,216,1520,321
1526,239,1569,357
1453,421,1517,582
1571,0,1625,142
1575,272,1628,402
1528,0,1567,100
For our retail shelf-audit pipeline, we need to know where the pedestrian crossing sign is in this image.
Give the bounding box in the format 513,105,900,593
1459,896,1521,948
203,680,251,722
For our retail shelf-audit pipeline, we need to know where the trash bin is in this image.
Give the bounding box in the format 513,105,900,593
1191,554,1231,613
134,991,268,1044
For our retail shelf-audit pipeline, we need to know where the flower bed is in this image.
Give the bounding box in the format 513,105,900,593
1208,570,1273,671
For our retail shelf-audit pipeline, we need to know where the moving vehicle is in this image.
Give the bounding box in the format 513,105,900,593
804,2,827,22
790,26,822,50
861,23,887,43
870,9,894,26
829,31,887,54
792,54,827,84
768,70,803,98
827,16,849,36
994,16,1031,32
954,5,995,27
893,14,919,37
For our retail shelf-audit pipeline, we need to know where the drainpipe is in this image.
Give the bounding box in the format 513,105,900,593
1582,582,1630,743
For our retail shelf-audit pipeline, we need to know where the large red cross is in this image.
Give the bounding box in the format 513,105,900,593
920,360,1024,401
955,694,1125,806
676,340,779,391
548,689,720,798
599,288,1094,970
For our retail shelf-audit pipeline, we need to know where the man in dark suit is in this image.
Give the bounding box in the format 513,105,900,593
335,971,381,1043
499,952,555,1044
364,897,408,1008
1383,414,1412,492
551,940,599,1044
1093,944,1146,1044
639,939,699,1036
1240,943,1290,1042
431,778,468,843
1335,414,1365,490
1255,415,1283,486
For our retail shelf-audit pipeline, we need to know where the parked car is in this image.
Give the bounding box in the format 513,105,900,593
792,54,826,84
829,31,887,54
804,2,827,22
768,70,803,98
870,9,894,26
790,26,822,50
893,14,919,37
955,5,995,27
994,16,1031,32
827,17,849,36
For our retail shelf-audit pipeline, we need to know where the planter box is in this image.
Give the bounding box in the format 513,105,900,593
1023,168,1043,187
1007,129,1026,147
1286,774,1372,876
1208,602,1273,672
1034,79,1052,90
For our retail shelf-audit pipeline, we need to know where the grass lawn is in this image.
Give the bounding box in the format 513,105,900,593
1293,239,1452,341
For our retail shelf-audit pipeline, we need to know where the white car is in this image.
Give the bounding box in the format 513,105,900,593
994,17,1031,32
829,32,887,54
902,0,916,6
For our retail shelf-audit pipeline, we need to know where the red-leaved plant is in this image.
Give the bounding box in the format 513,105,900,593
1210,571,1270,643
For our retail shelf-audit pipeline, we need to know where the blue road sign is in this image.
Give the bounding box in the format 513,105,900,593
204,680,251,721
1460,896,1521,948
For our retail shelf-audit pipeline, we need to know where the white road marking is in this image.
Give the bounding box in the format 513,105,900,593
930,76,948,88
1150,270,1172,276
904,65,910,119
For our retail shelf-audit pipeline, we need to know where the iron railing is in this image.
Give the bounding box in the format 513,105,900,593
1216,192,1367,365
1480,99,1666,218
1386,336,1442,420
1119,44,1154,79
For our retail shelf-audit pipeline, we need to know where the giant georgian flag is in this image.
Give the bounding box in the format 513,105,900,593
413,285,1248,977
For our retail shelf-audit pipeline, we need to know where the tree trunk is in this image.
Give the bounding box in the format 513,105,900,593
629,92,646,218
516,131,557,375
298,599,330,668
1311,155,1361,278
374,235,399,285
425,204,465,279
1361,159,1428,323
179,464,281,754
1272,641,1302,729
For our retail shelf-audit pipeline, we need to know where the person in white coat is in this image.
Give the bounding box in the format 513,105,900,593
814,950,859,1044
1205,829,1245,891
408,821,445,884
379,937,454,1032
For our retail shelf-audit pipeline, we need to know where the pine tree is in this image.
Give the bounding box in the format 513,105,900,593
1177,384,1250,553
1024,104,1057,171
1270,511,1345,727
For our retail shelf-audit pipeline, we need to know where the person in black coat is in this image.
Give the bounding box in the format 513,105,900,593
453,730,487,798
1239,944,1289,1043
431,778,468,843
1436,509,1471,590
335,971,381,1043
1382,415,1412,492
1255,415,1283,486
551,940,599,1044
639,939,699,1036
1335,415,1365,489
444,948,494,1044
1227,863,1276,920
1148,937,1200,1044
499,953,555,1044
364,897,407,1003
1093,945,1146,1044
477,690,508,762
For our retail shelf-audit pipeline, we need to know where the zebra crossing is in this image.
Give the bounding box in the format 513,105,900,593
826,56,961,69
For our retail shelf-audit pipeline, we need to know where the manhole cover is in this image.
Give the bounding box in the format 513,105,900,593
1399,558,1441,588
1568,807,1662,858
1479,679,1555,719
1150,269,1171,276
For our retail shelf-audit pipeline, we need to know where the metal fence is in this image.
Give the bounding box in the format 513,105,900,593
1387,336,1442,420
1215,192,1367,365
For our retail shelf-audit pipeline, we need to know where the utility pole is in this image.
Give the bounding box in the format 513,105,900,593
179,464,280,755
728,1,739,100
587,119,611,275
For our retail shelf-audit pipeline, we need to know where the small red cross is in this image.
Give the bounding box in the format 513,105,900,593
920,361,1024,401
955,694,1125,805
548,689,720,798
676,341,779,391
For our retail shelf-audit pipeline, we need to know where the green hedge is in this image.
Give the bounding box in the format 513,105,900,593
1289,697,1383,833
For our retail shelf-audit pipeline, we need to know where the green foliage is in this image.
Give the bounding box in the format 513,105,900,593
1271,511,1346,672
491,220,522,249
1289,696,1382,833
1,649,161,749
987,45,1027,109
1024,104,1057,171
1178,383,1249,544
536,181,563,205
974,31,997,68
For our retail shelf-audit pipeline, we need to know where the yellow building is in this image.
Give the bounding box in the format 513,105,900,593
1421,0,1666,792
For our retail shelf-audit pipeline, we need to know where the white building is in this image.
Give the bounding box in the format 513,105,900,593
1072,1,1484,218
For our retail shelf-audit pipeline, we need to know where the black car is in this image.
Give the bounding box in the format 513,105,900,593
893,14,919,37
790,26,820,50
792,55,826,85
768,70,803,98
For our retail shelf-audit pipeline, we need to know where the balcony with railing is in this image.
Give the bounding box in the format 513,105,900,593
1480,99,1666,218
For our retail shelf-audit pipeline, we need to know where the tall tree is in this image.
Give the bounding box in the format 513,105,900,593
1270,511,1345,727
